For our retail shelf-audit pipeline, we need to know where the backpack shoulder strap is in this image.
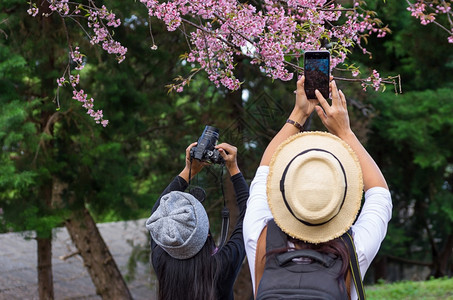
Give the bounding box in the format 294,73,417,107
266,219,288,249
341,229,366,300
254,219,287,296
254,225,267,296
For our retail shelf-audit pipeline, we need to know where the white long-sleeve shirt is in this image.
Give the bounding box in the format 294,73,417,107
243,166,392,300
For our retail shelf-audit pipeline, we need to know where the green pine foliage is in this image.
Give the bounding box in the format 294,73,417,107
344,1,453,280
372,89,453,169
367,88,453,267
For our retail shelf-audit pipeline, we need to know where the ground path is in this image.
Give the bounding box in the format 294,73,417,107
0,218,156,299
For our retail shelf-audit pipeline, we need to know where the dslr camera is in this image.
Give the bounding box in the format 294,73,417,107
190,125,224,164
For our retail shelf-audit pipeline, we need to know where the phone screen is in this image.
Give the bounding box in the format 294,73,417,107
304,51,330,99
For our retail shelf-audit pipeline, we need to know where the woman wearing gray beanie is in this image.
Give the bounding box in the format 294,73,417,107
146,141,249,300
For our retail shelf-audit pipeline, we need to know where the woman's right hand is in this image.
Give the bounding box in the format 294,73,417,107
216,142,240,176
179,142,209,182
294,75,319,118
314,80,353,139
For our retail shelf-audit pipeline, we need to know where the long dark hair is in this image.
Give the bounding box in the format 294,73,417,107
155,235,220,300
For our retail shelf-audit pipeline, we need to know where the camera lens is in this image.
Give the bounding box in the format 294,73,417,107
201,126,219,140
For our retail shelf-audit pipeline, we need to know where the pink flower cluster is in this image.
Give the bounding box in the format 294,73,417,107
27,1,128,127
140,0,390,92
362,69,382,91
70,47,84,70
28,1,128,63
66,48,107,126
27,1,127,65
86,5,127,63
406,0,453,43
70,74,80,87
72,89,109,127
407,2,435,25
57,77,66,87
27,6,39,17
57,47,109,127
49,0,70,15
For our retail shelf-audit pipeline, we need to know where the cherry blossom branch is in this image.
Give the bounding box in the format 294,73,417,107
165,67,204,93
28,0,408,105
406,0,453,43
432,19,452,35
140,0,398,93
334,74,402,93
148,16,158,50
27,0,129,127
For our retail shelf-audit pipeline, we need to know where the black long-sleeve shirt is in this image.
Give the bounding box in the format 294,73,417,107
150,173,249,300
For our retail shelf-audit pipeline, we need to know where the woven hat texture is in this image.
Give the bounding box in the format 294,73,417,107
267,131,363,244
146,191,209,259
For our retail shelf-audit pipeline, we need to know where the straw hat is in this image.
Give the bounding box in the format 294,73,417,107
267,131,363,244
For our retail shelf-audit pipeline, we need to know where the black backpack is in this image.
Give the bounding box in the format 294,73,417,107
256,220,365,300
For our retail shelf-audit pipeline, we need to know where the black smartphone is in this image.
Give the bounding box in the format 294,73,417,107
303,50,330,99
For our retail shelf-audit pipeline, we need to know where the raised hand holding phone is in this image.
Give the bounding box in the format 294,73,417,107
304,50,330,100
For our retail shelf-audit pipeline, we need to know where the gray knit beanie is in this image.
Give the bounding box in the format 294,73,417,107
146,191,210,260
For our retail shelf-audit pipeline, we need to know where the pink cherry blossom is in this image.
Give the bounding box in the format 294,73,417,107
140,0,393,92
28,0,453,126
27,7,39,17
406,0,453,42
72,89,109,126
27,0,129,126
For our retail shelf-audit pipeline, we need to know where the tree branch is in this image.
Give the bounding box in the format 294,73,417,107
385,254,432,267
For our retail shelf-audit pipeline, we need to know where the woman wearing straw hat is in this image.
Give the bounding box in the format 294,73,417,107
243,77,392,299
146,142,249,300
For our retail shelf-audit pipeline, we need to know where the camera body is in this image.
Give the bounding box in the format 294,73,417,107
190,125,224,164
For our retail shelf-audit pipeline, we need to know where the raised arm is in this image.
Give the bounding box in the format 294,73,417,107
178,142,208,182
260,76,319,166
152,142,207,214
215,142,248,214
314,80,388,191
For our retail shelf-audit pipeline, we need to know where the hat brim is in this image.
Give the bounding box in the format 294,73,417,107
267,131,363,244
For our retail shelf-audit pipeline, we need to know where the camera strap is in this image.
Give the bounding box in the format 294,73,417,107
188,158,206,202
218,166,230,250
187,158,230,250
